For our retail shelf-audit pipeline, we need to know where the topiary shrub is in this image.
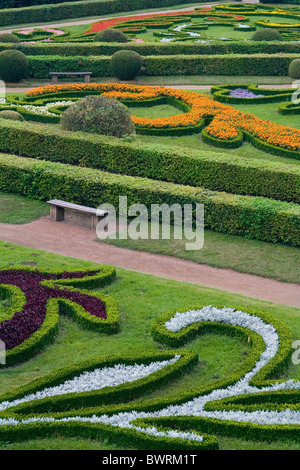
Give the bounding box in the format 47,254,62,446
0,33,20,44
111,50,143,80
289,58,300,79
60,95,136,138
0,50,29,83
0,110,24,121
93,28,128,43
251,28,284,41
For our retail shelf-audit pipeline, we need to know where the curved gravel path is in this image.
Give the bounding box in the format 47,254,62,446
0,216,299,308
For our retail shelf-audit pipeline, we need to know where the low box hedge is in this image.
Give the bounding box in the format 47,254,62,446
24,54,300,78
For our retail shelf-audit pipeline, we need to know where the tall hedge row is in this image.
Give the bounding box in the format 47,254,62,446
0,0,218,27
0,120,298,204
0,153,299,246
14,41,300,57
25,54,299,78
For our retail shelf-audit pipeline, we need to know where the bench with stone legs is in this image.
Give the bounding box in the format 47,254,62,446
49,72,92,84
47,199,109,230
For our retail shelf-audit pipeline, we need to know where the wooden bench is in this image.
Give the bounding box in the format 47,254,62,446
49,72,92,84
47,199,109,230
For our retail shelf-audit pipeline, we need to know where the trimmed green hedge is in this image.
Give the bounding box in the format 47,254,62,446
24,54,300,78
0,120,298,204
0,153,299,246
144,54,300,76
0,0,218,27
14,40,300,57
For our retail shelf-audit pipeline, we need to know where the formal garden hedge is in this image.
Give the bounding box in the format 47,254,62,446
9,40,300,57
0,153,299,246
0,120,298,204
23,54,299,78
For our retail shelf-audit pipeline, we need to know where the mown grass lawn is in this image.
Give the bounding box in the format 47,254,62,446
0,241,299,450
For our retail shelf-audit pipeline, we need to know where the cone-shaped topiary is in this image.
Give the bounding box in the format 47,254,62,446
93,28,128,43
251,28,284,41
0,33,20,43
0,110,24,121
289,58,300,79
0,50,29,83
60,95,136,138
111,50,143,80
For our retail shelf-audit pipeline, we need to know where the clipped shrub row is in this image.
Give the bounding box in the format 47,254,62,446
0,120,298,204
13,40,300,57
0,0,217,27
0,153,299,246
24,54,300,78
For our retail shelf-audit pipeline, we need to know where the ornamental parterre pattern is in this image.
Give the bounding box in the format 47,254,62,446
0,270,299,449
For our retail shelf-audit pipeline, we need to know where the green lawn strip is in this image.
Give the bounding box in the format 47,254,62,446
0,191,48,224
0,241,299,450
97,225,300,285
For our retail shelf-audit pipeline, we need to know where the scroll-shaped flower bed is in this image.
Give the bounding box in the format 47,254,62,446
23,83,300,158
0,305,298,449
0,265,118,367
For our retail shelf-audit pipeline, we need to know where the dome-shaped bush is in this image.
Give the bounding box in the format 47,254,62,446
111,50,143,80
93,29,128,43
251,28,284,41
0,50,29,83
0,33,20,43
60,95,135,138
289,59,300,79
0,110,24,121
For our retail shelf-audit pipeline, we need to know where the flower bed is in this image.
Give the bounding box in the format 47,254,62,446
23,83,300,156
0,305,298,449
0,265,118,367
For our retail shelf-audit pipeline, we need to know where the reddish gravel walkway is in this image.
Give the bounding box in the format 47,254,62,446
0,216,299,308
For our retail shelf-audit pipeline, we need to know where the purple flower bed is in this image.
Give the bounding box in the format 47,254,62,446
229,88,265,98
0,270,107,350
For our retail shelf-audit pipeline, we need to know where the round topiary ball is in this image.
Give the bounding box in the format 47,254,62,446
60,95,136,138
251,28,284,41
289,59,300,79
93,29,128,43
111,50,143,81
0,110,24,121
0,50,29,83
0,33,20,43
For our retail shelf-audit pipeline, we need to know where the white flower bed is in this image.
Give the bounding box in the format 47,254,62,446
0,100,73,117
0,355,181,413
0,306,299,444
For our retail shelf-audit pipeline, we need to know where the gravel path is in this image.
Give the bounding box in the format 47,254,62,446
0,216,299,308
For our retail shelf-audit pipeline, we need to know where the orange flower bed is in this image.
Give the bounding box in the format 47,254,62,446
25,83,300,151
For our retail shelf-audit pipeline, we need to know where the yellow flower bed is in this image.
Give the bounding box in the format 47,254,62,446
26,83,300,151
